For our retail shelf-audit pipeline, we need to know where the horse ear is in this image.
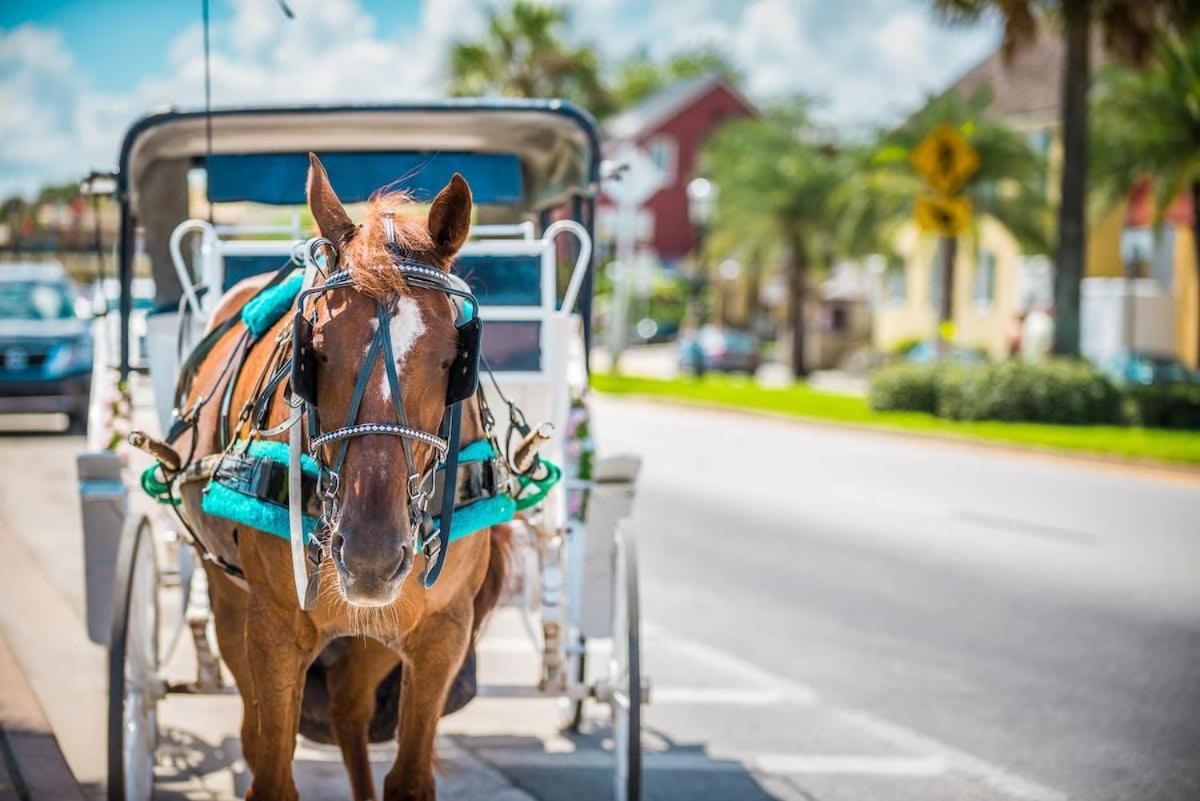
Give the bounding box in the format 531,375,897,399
427,173,473,259
306,153,356,247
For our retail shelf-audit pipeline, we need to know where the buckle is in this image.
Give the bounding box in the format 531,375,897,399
249,459,283,503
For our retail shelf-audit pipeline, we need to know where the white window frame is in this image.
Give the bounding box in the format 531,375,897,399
646,135,677,184
973,250,997,310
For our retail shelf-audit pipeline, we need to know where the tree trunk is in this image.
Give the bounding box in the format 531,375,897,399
788,235,809,379
1192,181,1200,368
745,256,762,332
1053,0,1090,357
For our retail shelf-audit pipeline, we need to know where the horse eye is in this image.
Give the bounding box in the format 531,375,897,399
440,359,452,370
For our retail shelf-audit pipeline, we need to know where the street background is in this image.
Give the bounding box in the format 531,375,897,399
3,1,1200,800
1,389,1197,800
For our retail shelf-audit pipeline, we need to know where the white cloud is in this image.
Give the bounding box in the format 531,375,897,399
0,25,88,190
0,0,485,196
0,0,998,196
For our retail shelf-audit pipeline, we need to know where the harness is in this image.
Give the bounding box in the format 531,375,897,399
139,230,561,610
282,234,484,604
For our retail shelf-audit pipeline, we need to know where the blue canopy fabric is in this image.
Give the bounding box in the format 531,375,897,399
206,151,524,206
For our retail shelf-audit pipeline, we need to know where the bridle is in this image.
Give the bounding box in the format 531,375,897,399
281,228,482,606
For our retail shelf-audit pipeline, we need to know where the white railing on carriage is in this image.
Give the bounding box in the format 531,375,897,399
469,221,536,240
169,219,307,324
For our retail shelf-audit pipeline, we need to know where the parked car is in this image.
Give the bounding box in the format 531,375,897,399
99,277,155,369
903,340,989,366
1097,351,1198,386
0,263,93,431
677,325,762,374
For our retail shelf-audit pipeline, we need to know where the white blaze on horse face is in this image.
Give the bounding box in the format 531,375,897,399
377,296,425,399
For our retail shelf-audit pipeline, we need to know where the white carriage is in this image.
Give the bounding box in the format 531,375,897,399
76,102,646,801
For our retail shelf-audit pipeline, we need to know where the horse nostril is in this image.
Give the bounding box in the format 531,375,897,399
388,546,411,582
331,533,349,575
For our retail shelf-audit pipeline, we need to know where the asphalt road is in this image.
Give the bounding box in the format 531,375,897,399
1,396,1197,801
591,395,1200,801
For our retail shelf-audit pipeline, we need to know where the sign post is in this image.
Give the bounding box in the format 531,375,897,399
909,124,979,336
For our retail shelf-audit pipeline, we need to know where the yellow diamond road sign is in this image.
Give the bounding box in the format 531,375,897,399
915,194,973,237
910,123,980,196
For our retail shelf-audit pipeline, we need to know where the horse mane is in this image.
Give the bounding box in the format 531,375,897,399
339,191,444,301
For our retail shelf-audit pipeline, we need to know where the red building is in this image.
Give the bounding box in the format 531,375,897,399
601,73,757,266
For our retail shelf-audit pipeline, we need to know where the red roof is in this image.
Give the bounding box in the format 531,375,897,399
1125,177,1194,227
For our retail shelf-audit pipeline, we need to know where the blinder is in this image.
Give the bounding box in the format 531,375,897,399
446,311,481,407
290,313,319,407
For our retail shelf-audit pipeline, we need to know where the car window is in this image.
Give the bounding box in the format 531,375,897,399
0,281,75,320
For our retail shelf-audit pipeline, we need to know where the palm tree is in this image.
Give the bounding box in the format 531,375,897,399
933,0,1196,356
701,100,845,378
839,88,1050,329
1091,28,1200,359
612,47,739,110
447,1,613,117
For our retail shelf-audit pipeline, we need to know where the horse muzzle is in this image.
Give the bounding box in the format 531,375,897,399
330,530,413,606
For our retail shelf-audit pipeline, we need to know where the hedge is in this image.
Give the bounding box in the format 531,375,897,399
1124,382,1200,430
870,360,1199,429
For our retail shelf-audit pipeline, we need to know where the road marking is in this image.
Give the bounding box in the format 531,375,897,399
643,622,819,704
645,622,1068,801
837,711,1066,801
474,748,946,776
953,509,1096,546
650,687,798,705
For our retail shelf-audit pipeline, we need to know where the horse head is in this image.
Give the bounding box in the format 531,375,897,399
302,153,473,606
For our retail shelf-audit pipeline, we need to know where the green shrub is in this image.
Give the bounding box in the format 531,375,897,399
1125,383,1200,430
871,359,1124,425
868,364,940,413
947,360,1122,425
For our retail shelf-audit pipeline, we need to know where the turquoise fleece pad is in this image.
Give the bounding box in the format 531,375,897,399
201,438,512,545
241,271,303,338
435,493,517,542
201,440,320,544
433,438,516,541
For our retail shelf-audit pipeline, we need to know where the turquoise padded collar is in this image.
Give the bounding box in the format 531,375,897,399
241,271,304,339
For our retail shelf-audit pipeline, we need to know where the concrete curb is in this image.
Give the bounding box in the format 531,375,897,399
0,632,88,801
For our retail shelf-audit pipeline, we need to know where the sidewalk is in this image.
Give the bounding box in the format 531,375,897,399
0,631,88,801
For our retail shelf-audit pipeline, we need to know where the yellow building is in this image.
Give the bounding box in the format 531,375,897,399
873,30,1199,368
876,218,1032,360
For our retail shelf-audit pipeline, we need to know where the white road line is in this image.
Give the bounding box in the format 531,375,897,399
836,711,1067,801
643,622,819,704
645,622,1068,801
650,687,796,705
474,749,946,776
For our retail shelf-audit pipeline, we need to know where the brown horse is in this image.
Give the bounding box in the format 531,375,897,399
177,154,508,801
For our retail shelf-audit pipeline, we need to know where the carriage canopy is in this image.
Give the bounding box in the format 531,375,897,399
113,100,601,374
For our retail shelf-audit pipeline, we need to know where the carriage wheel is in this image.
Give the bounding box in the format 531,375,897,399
107,514,160,801
609,524,642,801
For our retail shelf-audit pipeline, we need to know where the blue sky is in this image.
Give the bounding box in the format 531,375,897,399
0,0,1000,196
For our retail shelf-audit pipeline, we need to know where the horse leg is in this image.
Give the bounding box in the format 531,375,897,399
326,638,401,801
382,609,473,801
202,562,262,773
243,590,319,801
